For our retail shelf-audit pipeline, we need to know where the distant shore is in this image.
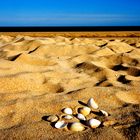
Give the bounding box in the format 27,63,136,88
0,31,140,37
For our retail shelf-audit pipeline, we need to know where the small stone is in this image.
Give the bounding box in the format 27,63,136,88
103,120,116,127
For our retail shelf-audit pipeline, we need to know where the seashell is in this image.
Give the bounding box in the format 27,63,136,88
87,98,98,109
88,118,101,128
55,120,67,129
78,107,91,116
100,110,109,117
63,115,73,120
69,122,85,131
46,115,59,122
63,108,73,115
77,113,86,121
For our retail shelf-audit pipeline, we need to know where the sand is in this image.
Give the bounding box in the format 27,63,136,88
0,34,140,140
1,31,140,38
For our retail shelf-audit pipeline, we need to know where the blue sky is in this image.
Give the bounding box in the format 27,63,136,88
0,0,140,26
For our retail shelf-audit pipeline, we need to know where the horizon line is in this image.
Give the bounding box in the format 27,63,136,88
0,26,140,32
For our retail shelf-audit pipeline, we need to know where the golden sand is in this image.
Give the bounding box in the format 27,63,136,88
0,34,140,139
0,31,140,37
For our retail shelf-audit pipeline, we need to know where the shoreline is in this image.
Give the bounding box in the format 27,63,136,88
0,31,140,37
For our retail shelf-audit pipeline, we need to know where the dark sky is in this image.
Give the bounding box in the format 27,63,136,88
0,0,140,26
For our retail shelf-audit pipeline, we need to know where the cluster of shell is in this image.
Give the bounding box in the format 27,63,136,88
45,98,110,132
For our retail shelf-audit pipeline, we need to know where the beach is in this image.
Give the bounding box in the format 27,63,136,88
0,33,140,139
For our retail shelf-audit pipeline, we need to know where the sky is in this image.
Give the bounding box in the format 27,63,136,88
0,0,140,26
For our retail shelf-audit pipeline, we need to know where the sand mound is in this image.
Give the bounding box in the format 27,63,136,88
116,91,140,104
0,35,140,140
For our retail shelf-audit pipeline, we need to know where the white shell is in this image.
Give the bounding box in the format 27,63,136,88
100,110,108,116
69,122,85,131
63,108,73,115
77,113,86,121
55,120,67,129
87,98,98,109
78,106,91,116
88,118,101,128
47,115,58,122
63,115,73,120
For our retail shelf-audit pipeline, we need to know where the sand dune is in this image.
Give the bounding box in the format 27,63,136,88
0,35,140,139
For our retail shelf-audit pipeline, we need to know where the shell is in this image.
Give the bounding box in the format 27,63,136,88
69,122,85,131
63,115,73,120
78,107,91,116
87,98,98,109
55,120,67,129
63,108,73,115
100,110,109,116
77,113,86,121
46,115,59,122
88,118,101,128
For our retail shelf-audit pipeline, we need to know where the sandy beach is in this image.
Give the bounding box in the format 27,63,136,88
0,33,140,139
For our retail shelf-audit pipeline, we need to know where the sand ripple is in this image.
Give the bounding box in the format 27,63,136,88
0,35,140,139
